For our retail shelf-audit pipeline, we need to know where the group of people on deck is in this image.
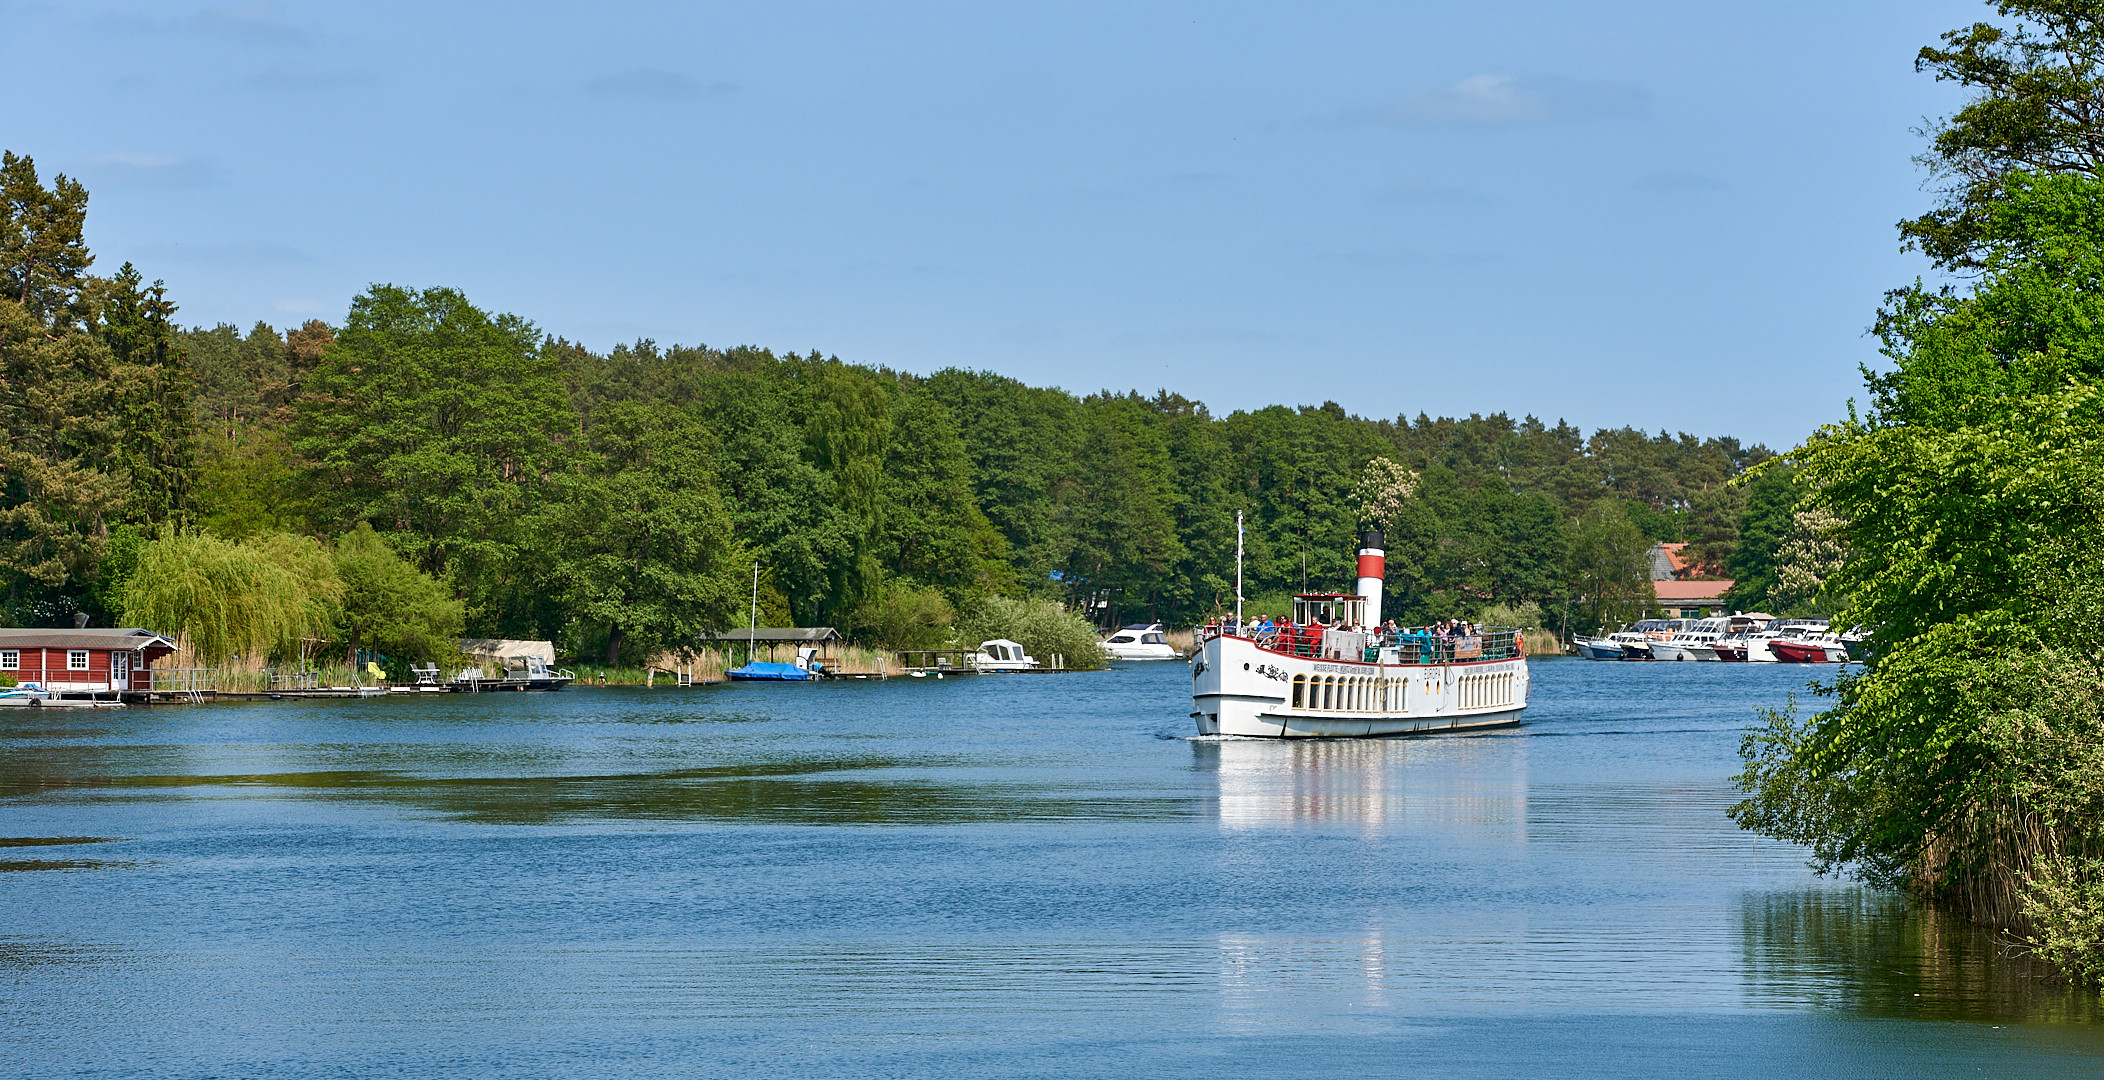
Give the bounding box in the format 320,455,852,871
1240,614,1482,643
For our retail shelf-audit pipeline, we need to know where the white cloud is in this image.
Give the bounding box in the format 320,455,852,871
1348,75,1647,127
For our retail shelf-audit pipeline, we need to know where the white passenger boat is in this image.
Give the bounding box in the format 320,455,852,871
1101,624,1179,661
1191,530,1527,738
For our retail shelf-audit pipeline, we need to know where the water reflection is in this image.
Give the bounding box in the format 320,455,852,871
1197,735,1526,838
0,751,1199,825
1740,889,2104,1024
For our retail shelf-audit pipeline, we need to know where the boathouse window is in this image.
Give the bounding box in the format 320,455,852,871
1292,675,1305,709
0,650,14,670
67,650,89,671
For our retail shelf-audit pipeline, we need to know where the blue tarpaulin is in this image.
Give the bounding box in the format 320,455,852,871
726,661,811,681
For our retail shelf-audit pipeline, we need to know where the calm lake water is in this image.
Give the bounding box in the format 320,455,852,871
4,660,2101,1077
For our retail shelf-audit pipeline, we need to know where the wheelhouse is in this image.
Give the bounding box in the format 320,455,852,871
1290,593,1368,627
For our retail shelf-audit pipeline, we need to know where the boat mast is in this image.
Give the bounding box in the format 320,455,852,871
749,561,759,664
1235,510,1244,628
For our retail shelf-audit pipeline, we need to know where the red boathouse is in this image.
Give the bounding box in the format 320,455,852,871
0,628,178,693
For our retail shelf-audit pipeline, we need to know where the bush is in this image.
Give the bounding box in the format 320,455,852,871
956,597,1107,669
850,583,956,651
1475,601,1545,629
2021,854,2104,985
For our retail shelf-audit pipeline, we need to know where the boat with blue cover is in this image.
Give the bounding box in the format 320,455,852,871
727,660,812,681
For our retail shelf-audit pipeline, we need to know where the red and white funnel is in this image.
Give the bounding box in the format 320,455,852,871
1357,529,1385,626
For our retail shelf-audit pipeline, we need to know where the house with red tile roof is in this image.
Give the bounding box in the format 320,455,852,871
1645,542,1734,617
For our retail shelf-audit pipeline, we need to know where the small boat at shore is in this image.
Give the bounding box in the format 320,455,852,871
1571,636,1626,660
971,639,1040,672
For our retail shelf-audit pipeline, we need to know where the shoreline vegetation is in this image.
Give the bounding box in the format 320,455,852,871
0,150,1796,684
1731,1,2104,987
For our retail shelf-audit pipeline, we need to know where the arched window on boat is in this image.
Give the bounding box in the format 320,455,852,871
1321,675,1334,711
1292,674,1305,709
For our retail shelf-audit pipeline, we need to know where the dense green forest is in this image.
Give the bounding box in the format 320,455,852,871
2,148,1788,669
1733,1,2104,984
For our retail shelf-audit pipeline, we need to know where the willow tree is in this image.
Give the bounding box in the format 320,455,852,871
120,530,336,668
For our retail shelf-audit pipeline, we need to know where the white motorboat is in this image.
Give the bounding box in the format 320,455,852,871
1767,621,1850,663
1745,619,1832,663
1191,530,1528,738
972,639,1040,673
1652,617,1731,661
0,684,46,707
1607,619,1682,659
1101,623,1179,661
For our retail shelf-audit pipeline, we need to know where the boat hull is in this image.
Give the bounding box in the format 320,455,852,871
1103,645,1180,661
1769,640,1834,663
1571,638,1624,661
1191,634,1527,739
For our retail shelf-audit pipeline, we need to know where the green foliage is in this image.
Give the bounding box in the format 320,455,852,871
1,150,92,323
849,582,957,651
1733,171,2104,980
120,529,334,668
294,285,571,636
1904,2,2104,269
0,155,197,624
1560,499,1655,636
550,403,746,665
332,523,462,666
2022,855,2104,984
878,389,1012,603
1725,465,1803,611
956,596,1107,669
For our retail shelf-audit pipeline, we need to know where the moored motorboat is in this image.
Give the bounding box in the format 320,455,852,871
1101,624,1178,661
1571,635,1626,660
972,639,1040,672
1768,639,1829,663
1748,619,1842,663
1654,617,1731,661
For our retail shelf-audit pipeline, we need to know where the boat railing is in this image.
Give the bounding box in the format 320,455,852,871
1199,623,1525,663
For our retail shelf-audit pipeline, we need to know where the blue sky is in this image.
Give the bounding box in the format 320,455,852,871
11,1,1982,448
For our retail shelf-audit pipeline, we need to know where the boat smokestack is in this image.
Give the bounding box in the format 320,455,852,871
1356,529,1385,626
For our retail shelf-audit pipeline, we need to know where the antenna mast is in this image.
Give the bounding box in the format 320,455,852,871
1235,510,1244,629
